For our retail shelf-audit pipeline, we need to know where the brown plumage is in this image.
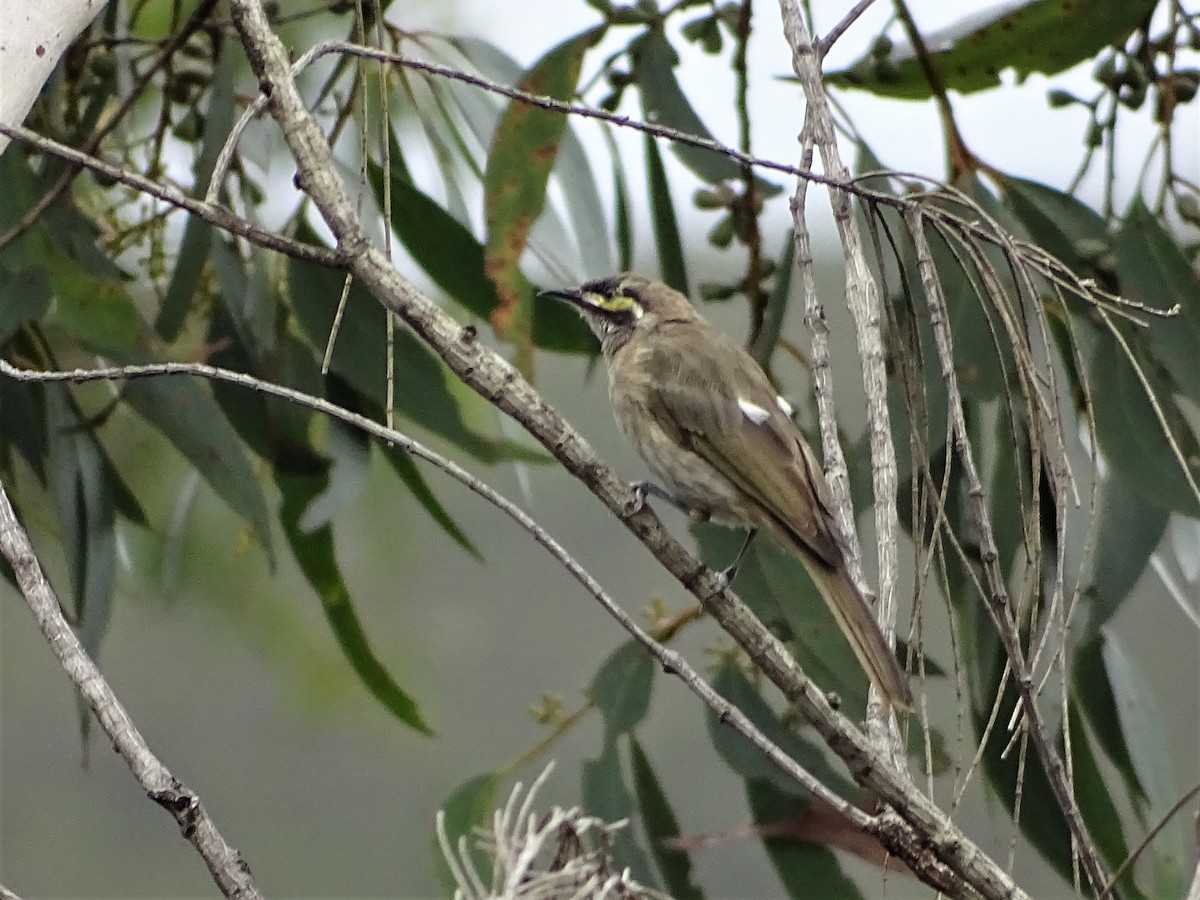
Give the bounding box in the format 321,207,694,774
543,274,913,711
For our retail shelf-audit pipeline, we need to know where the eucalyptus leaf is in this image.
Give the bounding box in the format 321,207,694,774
828,0,1153,99
588,639,655,735
745,779,863,900
278,471,433,735
581,738,658,887
629,739,704,900
433,771,499,895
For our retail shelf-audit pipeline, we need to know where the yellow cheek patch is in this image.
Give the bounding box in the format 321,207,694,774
586,291,642,318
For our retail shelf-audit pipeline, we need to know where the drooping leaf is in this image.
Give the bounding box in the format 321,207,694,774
0,265,50,343
707,659,855,798
368,135,595,356
277,471,433,735
1081,475,1168,640
581,737,658,887
50,266,144,357
630,30,780,195
828,0,1155,99
433,771,499,895
999,175,1109,279
588,639,655,735
644,131,689,296
1068,701,1147,900
745,779,863,900
123,374,274,560
1074,633,1187,896
157,45,238,339
484,29,600,374
1088,328,1200,517
1116,196,1200,405
286,250,545,463
629,738,704,900
378,443,481,560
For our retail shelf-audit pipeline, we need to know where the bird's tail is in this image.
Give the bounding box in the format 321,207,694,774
809,565,914,711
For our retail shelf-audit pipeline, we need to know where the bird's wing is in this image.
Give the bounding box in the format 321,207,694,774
640,330,844,570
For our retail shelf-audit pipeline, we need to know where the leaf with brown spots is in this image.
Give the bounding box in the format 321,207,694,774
827,0,1154,99
483,28,600,376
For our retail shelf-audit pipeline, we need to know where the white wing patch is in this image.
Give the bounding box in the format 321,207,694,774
775,395,794,417
737,398,771,425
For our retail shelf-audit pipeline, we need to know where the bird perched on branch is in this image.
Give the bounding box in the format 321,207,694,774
542,273,913,711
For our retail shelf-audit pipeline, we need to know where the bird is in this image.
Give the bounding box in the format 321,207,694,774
541,273,913,711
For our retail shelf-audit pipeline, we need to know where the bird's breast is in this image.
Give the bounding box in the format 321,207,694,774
608,372,745,521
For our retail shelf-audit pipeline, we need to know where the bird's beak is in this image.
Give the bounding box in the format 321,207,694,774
539,287,585,307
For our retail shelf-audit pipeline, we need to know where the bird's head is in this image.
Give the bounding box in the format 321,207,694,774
540,274,695,355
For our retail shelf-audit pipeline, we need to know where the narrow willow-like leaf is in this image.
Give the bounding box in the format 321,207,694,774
643,132,689,296
588,640,655,735
629,738,704,900
483,29,599,373
278,471,433,735
580,738,658,887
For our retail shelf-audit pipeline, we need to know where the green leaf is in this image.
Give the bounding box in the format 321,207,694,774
999,175,1108,278
50,267,144,357
379,443,481,560
0,376,47,480
1069,708,1146,900
707,660,855,798
644,131,689,296
1117,196,1200,404
631,30,779,195
123,374,274,559
157,46,238,340
484,29,599,374
0,266,50,343
286,251,542,463
745,779,863,900
1081,476,1168,640
1088,329,1200,517
278,471,433,735
611,132,634,273
367,137,594,356
629,738,704,900
46,387,116,656
756,540,874,715
750,229,796,366
692,523,782,626
587,640,655,735
1074,634,1187,895
580,737,658,887
828,0,1154,99
974,670,1075,885
433,771,499,895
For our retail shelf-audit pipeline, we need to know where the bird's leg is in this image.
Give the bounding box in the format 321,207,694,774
632,480,708,520
717,528,758,586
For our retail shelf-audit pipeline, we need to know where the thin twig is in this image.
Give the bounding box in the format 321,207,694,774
0,122,343,268
0,477,263,900
906,207,1109,893
777,0,904,757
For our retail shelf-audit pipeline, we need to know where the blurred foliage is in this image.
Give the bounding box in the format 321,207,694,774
2,0,1199,897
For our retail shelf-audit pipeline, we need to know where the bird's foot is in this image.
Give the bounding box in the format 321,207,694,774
632,480,696,517
716,529,758,587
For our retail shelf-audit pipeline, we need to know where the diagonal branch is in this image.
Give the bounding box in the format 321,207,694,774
221,2,1029,895
0,479,263,900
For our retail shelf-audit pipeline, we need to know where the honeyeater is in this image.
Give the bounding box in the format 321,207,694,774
542,273,913,711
